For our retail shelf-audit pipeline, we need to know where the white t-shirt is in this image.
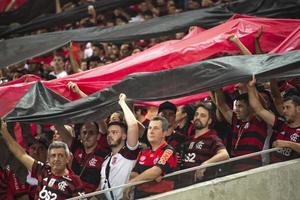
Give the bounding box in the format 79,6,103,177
49,71,68,79
100,142,139,200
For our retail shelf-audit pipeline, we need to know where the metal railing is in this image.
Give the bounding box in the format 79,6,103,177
68,147,282,200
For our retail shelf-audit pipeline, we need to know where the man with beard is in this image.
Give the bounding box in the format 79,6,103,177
182,103,229,181
97,93,139,200
248,76,300,162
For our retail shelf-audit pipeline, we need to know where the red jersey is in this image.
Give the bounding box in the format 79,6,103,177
0,167,13,200
272,116,300,162
182,130,225,169
31,161,85,200
7,166,27,198
133,142,177,198
71,139,108,193
231,113,268,157
133,142,177,175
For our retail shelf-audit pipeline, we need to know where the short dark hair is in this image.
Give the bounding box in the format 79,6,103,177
81,121,100,134
234,93,249,104
283,88,300,98
151,116,169,131
88,56,101,63
107,121,128,133
283,95,300,106
134,106,148,116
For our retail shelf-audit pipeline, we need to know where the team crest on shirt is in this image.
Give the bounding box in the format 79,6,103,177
58,181,68,191
290,133,300,142
78,153,83,158
195,141,204,149
139,156,146,164
140,156,146,161
89,158,98,167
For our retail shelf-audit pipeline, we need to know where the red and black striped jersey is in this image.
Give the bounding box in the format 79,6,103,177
0,167,13,200
6,166,27,198
71,139,108,193
231,113,268,157
272,116,300,161
182,130,225,169
166,130,186,153
31,161,85,200
133,142,177,175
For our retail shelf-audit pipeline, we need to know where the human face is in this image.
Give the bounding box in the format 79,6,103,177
234,100,250,121
53,56,64,71
52,130,62,142
176,106,187,122
147,120,165,145
107,125,125,148
48,148,68,175
29,143,47,163
193,107,211,130
80,123,100,149
283,100,298,124
159,109,176,127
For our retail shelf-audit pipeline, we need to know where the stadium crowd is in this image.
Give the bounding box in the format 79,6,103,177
1,0,300,200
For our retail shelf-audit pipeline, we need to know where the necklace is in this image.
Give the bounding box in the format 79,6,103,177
234,121,250,150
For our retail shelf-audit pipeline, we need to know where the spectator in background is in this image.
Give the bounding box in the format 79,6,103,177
214,89,268,159
119,43,133,59
92,43,106,61
87,55,102,69
49,54,68,79
59,121,108,193
158,101,186,154
175,104,195,138
248,75,300,162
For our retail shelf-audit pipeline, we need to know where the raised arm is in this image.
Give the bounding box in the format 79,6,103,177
69,42,82,74
68,81,88,98
118,94,139,148
228,35,252,55
55,0,62,14
213,89,233,124
254,26,264,54
247,75,275,126
53,125,73,147
0,120,34,171
270,79,284,116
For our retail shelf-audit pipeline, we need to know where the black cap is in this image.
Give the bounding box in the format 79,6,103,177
158,101,177,114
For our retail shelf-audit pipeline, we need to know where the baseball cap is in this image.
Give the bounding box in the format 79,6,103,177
158,101,177,114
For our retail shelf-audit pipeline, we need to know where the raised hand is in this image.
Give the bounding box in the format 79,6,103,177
248,74,257,87
119,93,127,103
68,81,80,94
